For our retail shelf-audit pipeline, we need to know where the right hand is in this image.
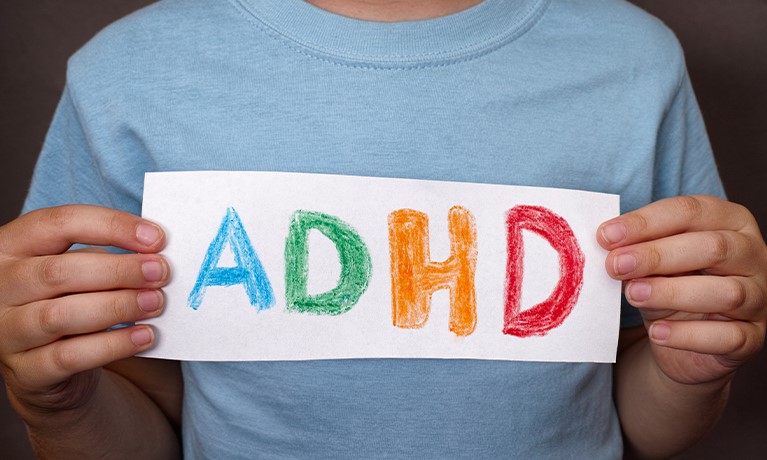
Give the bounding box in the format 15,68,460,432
0,205,169,416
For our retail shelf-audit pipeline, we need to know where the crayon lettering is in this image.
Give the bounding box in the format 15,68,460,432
188,207,275,311
503,206,585,337
388,206,478,336
188,205,587,339
284,210,372,315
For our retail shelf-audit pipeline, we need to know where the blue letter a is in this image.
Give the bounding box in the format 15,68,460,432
188,207,275,311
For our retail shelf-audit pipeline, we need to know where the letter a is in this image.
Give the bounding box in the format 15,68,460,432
388,206,477,336
284,210,372,316
188,207,275,311
503,206,585,337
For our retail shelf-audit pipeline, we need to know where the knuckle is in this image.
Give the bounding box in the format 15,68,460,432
721,279,747,312
643,246,663,272
105,258,122,287
634,213,649,233
44,205,78,231
703,232,731,266
104,212,126,238
626,212,650,235
664,281,679,307
103,334,122,364
38,301,67,337
109,256,134,286
38,256,67,288
675,196,704,222
730,201,756,231
726,327,750,355
2,259,27,298
730,201,750,218
107,294,129,325
51,343,79,374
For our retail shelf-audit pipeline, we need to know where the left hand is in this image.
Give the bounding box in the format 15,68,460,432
598,195,767,386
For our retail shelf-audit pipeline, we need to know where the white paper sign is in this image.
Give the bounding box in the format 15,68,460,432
140,172,621,363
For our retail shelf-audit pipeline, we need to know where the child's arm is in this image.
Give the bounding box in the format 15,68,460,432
600,195,767,459
0,205,181,459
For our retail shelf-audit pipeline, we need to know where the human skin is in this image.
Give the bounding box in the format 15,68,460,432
602,196,767,458
5,199,764,459
304,0,484,22
1,2,765,459
0,206,181,459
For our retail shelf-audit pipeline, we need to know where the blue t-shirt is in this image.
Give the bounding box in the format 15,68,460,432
24,0,724,458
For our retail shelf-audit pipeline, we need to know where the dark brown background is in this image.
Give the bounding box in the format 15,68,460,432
1,1,765,458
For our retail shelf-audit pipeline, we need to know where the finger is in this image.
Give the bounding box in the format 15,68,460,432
3,289,164,352
605,230,759,279
648,320,764,360
625,276,764,321
9,325,155,388
1,252,169,306
0,205,165,257
598,195,758,249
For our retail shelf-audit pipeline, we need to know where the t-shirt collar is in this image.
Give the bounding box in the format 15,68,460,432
231,0,549,67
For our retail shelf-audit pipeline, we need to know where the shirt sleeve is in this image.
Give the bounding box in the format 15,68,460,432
23,86,119,214
621,70,726,330
652,71,726,201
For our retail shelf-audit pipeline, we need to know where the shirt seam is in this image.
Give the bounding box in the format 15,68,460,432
224,0,551,70
59,76,118,209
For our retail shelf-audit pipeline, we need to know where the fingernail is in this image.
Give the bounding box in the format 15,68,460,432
137,290,162,313
602,222,626,244
142,261,166,282
131,328,153,347
614,253,637,275
627,281,651,302
650,323,671,342
136,222,162,246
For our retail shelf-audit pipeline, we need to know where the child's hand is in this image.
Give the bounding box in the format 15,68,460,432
599,195,767,386
0,205,169,415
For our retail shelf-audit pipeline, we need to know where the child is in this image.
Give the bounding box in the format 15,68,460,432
1,0,765,458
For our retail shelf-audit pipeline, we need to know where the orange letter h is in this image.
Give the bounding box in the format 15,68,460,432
388,206,477,336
